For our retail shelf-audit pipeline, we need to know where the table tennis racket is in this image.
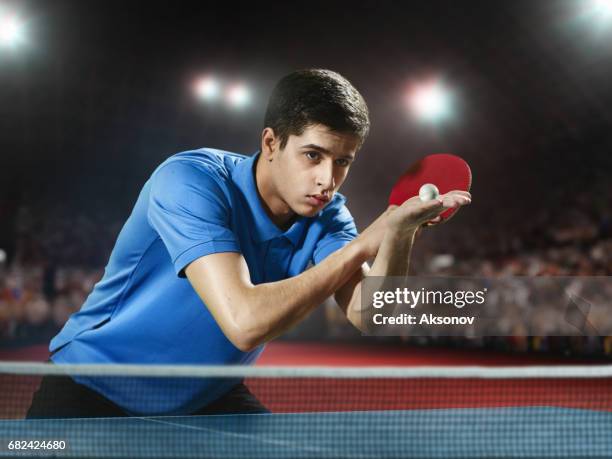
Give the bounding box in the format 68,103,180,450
388,153,472,223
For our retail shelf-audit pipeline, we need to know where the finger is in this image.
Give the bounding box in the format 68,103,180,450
426,198,444,208
403,197,442,212
421,199,445,216
440,193,471,204
452,195,471,206
439,193,471,206
446,190,471,199
441,195,471,208
422,203,447,222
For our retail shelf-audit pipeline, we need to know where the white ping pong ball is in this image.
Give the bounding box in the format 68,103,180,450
419,183,439,202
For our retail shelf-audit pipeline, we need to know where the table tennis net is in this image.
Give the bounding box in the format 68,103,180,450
0,362,611,458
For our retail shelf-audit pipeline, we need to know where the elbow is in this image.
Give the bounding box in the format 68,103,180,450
230,331,262,353
217,288,270,352
225,315,267,353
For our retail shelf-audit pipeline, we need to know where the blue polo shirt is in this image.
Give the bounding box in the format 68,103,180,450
49,148,357,415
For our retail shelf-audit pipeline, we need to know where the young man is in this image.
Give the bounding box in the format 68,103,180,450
27,69,470,418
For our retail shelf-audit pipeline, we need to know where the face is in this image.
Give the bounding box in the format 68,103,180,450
263,124,360,219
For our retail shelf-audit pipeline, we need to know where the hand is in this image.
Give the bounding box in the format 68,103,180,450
356,190,471,259
388,190,471,233
425,190,471,227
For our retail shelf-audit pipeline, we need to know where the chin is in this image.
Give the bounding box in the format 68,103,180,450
302,208,321,217
293,207,315,217
296,203,326,217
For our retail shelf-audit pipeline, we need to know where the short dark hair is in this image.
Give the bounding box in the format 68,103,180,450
264,69,370,149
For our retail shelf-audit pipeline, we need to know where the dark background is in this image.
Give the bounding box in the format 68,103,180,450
1,0,610,243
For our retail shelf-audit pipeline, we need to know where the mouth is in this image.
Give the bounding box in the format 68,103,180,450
306,194,330,207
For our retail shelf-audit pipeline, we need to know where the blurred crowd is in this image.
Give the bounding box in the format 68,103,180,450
0,202,112,348
0,265,102,347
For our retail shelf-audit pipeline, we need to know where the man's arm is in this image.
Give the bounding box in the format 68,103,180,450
334,228,417,330
185,238,368,352
335,190,472,330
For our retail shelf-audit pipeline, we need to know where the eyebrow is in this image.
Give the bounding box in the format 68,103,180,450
300,143,355,160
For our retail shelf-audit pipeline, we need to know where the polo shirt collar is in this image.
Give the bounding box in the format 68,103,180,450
232,151,308,246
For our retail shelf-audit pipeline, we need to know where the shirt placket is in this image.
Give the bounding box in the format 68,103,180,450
264,237,291,282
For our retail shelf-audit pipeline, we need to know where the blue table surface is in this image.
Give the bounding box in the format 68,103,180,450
1,407,611,458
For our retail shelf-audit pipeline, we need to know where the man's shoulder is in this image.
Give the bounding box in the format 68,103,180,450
324,192,348,211
154,148,248,184
316,192,352,225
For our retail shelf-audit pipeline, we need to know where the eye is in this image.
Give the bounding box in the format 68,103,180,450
305,151,320,161
335,158,350,167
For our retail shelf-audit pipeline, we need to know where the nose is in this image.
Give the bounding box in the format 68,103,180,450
316,160,336,191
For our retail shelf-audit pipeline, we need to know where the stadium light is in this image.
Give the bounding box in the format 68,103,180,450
591,0,612,17
226,83,251,109
572,0,612,34
193,76,253,110
195,76,221,102
0,13,25,48
406,80,453,123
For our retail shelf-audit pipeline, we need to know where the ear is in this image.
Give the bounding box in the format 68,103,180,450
261,128,278,162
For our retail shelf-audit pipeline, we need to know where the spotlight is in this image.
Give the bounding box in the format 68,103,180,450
226,84,251,109
0,14,25,47
406,80,453,123
195,77,221,102
591,0,612,17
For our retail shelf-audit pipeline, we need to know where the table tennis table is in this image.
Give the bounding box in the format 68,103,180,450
1,406,611,458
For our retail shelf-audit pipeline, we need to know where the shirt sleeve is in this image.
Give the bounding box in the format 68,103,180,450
147,160,240,277
312,200,358,265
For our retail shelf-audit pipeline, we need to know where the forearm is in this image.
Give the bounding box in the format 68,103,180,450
369,227,417,277
345,227,417,327
237,239,369,348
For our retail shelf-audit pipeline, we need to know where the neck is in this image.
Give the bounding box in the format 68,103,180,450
254,154,296,230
